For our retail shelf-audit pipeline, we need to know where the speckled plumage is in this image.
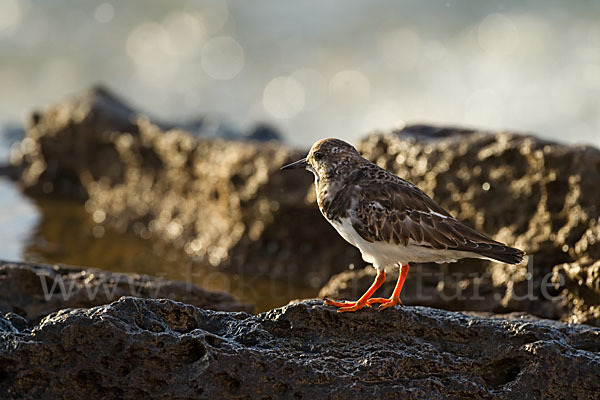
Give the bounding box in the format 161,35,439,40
302,138,524,267
281,138,524,311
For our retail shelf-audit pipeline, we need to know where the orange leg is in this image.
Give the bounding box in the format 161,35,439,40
366,264,410,311
324,269,386,312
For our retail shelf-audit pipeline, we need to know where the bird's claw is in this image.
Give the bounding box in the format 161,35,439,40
324,297,400,312
323,298,369,312
366,297,403,311
376,298,402,311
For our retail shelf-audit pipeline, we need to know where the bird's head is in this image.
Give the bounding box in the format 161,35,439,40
281,138,361,182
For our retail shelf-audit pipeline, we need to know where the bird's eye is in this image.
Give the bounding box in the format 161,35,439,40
314,151,323,160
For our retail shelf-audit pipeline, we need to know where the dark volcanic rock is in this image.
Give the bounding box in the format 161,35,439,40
12,87,360,287
1,297,599,399
0,261,252,323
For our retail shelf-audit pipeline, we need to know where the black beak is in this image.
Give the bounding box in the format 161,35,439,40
280,158,308,171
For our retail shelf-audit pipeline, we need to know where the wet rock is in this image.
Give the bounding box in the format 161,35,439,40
0,297,598,398
12,87,360,287
0,261,252,323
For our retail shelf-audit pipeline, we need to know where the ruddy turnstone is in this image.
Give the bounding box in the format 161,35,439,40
281,138,524,312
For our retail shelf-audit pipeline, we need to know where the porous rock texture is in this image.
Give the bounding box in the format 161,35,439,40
321,126,600,326
12,87,361,287
1,297,599,399
551,259,600,326
0,260,252,324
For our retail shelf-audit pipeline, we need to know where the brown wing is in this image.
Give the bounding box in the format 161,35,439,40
350,182,524,265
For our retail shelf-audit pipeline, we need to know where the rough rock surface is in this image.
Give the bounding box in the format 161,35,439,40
0,261,252,323
1,297,599,399
12,87,360,287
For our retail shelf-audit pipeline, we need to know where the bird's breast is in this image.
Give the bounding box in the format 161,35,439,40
317,180,356,221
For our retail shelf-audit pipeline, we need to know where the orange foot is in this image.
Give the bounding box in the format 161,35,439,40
323,268,387,312
323,298,371,312
366,297,402,311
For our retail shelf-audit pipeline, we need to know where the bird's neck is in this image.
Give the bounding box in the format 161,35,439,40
313,159,369,220
316,175,341,203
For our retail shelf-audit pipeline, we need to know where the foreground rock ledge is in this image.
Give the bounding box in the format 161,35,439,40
0,261,252,323
1,298,599,399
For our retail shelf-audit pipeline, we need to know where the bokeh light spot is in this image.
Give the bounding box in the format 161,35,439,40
377,28,421,70
126,23,172,66
424,40,447,61
478,13,520,57
93,3,114,24
361,100,405,133
464,90,503,127
329,70,370,108
0,0,22,35
263,76,305,119
201,36,244,80
162,12,207,57
291,69,327,110
195,0,229,35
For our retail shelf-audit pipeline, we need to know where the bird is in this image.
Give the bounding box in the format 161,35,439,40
281,138,525,312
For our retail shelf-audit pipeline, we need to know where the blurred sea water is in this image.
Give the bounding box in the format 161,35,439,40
0,0,599,309
0,130,38,261
0,0,598,148
0,178,36,261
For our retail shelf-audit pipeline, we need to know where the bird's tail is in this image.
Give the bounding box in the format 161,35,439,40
476,245,525,265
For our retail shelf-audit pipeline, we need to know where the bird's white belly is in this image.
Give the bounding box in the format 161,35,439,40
329,217,475,268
